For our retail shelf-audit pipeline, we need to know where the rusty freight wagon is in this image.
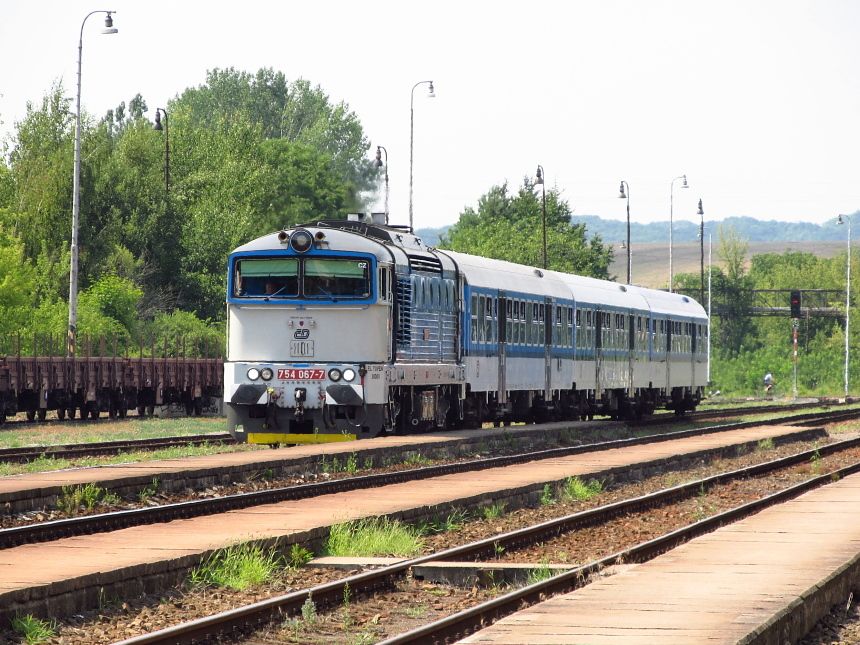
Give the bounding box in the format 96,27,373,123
0,336,223,422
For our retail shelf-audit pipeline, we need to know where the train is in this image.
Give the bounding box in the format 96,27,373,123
224,213,708,445
0,338,223,422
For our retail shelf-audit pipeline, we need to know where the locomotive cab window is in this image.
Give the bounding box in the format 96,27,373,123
234,258,299,298
305,258,370,299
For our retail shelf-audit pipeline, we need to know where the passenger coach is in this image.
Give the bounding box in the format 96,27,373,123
224,213,708,444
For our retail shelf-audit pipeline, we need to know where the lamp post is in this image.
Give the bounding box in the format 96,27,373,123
408,80,435,232
68,9,118,358
838,214,852,397
697,198,704,303
153,108,169,194
535,165,547,269
668,174,688,292
618,181,631,284
375,145,389,223
707,232,712,384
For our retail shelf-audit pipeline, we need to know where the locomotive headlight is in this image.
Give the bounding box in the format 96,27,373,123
342,368,356,382
247,368,260,380
260,367,274,381
328,368,342,382
290,229,313,253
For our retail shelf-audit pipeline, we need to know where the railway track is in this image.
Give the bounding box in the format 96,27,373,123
111,429,860,644
0,432,234,464
3,407,854,549
0,399,847,466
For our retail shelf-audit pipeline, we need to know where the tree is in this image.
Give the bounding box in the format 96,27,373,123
440,179,613,278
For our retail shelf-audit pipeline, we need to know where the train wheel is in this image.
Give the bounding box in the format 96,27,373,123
37,409,47,422
146,405,155,416
26,410,35,422
57,407,66,420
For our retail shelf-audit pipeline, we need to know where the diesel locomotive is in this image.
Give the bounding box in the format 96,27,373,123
225,213,708,444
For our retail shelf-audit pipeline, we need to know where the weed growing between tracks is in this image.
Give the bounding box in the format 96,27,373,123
11,613,56,644
325,518,424,557
56,483,120,514
189,543,283,591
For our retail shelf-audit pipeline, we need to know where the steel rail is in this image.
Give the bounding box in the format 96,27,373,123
113,434,860,645
3,408,851,550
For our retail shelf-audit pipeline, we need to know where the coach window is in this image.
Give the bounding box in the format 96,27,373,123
485,297,495,342
470,294,479,343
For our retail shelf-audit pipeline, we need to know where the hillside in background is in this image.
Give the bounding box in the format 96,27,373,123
416,213,857,248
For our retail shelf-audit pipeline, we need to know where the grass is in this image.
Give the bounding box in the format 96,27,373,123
56,482,120,514
0,442,257,477
325,517,424,557
561,477,603,502
0,416,226,450
757,437,775,451
402,453,432,467
527,560,555,585
189,542,282,590
419,509,469,535
288,543,314,568
539,483,556,506
482,502,506,519
11,614,56,644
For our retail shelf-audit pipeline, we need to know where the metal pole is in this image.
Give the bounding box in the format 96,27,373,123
707,233,712,384
668,174,687,292
699,209,704,303
69,9,116,358
164,110,169,194
848,218,852,396
541,177,547,270
408,80,433,232
624,181,631,284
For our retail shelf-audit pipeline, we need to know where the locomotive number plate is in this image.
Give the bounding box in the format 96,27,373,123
289,340,314,358
278,368,325,380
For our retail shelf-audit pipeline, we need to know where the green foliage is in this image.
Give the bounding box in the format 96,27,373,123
11,614,57,644
288,543,314,568
561,477,603,502
440,180,613,279
482,502,506,519
189,542,282,590
325,517,424,557
527,559,555,585
2,67,371,331
539,483,556,506
56,482,119,515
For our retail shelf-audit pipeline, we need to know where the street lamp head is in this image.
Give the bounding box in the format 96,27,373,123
535,165,544,185
375,146,383,167
681,174,688,188
102,12,118,34
427,81,435,98
153,110,163,131
838,214,846,225
618,181,627,199
697,198,704,216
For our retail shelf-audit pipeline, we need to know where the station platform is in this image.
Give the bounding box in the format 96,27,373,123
458,469,860,644
0,424,820,623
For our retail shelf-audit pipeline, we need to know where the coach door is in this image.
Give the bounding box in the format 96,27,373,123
595,310,603,399
544,297,553,403
665,317,673,394
498,292,507,406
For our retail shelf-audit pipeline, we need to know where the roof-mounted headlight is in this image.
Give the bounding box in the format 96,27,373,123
290,229,313,253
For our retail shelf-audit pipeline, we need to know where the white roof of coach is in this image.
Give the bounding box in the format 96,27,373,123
630,286,707,319
442,251,572,299
551,272,649,310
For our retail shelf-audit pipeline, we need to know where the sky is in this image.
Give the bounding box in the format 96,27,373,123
2,0,860,233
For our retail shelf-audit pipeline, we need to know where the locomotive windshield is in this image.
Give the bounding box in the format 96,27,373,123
233,257,370,299
304,258,369,298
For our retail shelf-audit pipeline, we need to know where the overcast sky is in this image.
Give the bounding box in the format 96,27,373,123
2,0,859,232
